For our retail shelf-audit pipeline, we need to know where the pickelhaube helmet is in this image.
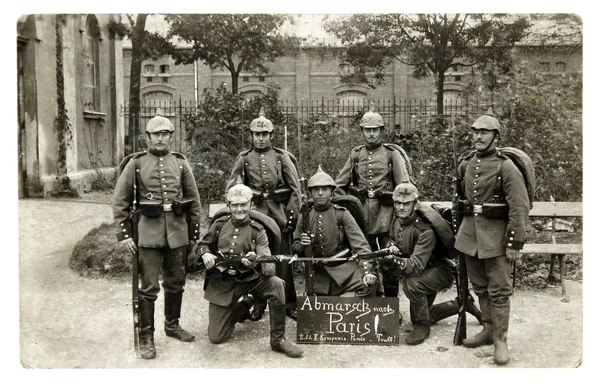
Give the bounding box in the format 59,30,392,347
471,108,503,137
307,165,336,189
146,111,175,133
249,107,274,133
360,103,385,128
226,181,253,204
392,182,419,202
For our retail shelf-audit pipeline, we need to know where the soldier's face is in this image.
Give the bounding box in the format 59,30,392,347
394,199,416,219
229,201,252,221
362,127,383,145
472,129,496,152
148,131,172,151
310,186,333,206
252,132,272,150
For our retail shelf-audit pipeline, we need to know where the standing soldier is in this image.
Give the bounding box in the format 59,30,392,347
383,183,455,345
113,114,201,359
198,183,304,358
292,166,378,297
454,113,529,365
225,108,300,320
334,108,409,297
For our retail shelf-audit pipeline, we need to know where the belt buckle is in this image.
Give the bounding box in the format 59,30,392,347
162,204,172,212
473,205,483,214
262,192,270,199
227,268,237,276
367,190,376,199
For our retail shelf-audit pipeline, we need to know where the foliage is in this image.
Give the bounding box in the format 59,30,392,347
324,14,531,115
165,14,303,94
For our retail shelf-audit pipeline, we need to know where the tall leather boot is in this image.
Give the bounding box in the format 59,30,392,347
269,304,303,358
462,295,493,347
429,300,459,324
491,300,511,365
164,292,195,342
139,301,156,359
405,299,431,345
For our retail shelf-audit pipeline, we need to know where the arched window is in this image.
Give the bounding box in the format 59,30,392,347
538,62,550,72
555,62,566,72
82,15,101,111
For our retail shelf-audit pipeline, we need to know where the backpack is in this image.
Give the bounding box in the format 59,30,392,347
458,147,535,209
416,203,459,259
351,143,416,186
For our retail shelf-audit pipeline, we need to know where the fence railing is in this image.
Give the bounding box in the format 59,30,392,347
120,98,490,156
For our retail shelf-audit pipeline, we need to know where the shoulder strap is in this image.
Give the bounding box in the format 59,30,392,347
171,151,186,160
350,145,364,186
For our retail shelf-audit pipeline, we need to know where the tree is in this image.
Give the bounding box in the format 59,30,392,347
324,14,531,115
165,14,303,94
108,14,176,153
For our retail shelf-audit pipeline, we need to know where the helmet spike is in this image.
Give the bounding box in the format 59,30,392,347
258,107,266,117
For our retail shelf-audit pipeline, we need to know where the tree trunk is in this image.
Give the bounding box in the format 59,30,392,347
436,71,445,116
231,72,239,95
128,14,147,153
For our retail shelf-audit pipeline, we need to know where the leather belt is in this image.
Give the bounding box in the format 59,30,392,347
367,190,376,199
463,204,482,215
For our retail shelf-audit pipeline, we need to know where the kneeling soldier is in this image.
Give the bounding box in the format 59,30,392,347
293,166,378,297
198,183,303,358
384,183,454,345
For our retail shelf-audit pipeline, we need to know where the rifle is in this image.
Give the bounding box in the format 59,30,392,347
299,177,314,296
130,160,141,356
450,113,469,346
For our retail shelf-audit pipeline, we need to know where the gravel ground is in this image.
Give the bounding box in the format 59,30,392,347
13,196,593,385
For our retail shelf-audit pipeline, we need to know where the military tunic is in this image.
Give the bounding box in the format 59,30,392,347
334,143,409,236
385,211,454,325
292,203,376,296
198,216,286,344
454,146,530,303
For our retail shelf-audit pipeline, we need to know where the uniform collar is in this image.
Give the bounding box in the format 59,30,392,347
476,146,497,158
398,211,419,226
365,142,383,151
148,148,170,157
253,145,272,153
314,200,333,212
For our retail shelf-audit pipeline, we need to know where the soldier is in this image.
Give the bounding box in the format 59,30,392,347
225,108,300,320
292,166,378,297
454,113,529,365
113,114,201,360
383,183,455,345
197,183,304,358
334,108,409,297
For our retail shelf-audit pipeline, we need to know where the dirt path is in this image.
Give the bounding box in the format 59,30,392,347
17,198,584,371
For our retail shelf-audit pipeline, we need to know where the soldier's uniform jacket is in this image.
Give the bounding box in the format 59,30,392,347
198,216,273,307
454,147,530,259
113,150,201,249
334,143,409,235
385,211,437,277
292,203,375,294
225,146,300,230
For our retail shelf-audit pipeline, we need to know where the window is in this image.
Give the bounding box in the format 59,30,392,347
455,75,462,82
162,77,169,83
146,77,153,82
538,62,550,72
243,76,249,82
144,64,155,74
339,62,356,76
555,62,566,72
453,64,459,72
82,15,100,111
258,76,265,82
159,64,170,74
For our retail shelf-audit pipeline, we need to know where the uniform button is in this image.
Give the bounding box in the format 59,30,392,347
476,166,480,170
318,214,323,218
263,171,267,174
161,178,165,181
124,235,129,238
160,171,165,174
231,243,236,246
474,190,477,193
160,164,164,167
475,174,479,178
369,170,372,173
265,184,269,187
508,243,512,247
509,237,513,240
477,159,481,163
229,249,234,253
368,164,372,167
261,154,265,157
368,157,372,160
369,182,373,185
369,152,373,155
233,236,238,239
318,227,322,230
474,198,478,201
159,158,163,161
473,182,477,185
262,165,266,168
163,192,167,195
318,221,322,224
163,185,166,188
474,213,479,217
234,229,239,232
398,241,402,245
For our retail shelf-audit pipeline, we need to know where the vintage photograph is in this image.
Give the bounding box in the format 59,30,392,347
13,5,590,381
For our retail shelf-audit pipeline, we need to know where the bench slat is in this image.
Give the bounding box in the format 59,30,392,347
521,244,582,255
421,201,582,217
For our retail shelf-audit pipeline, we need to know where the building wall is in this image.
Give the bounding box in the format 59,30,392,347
17,14,124,197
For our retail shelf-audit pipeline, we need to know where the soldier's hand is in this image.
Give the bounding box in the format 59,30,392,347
120,238,137,255
300,233,313,246
202,253,217,270
506,248,521,262
242,252,258,268
388,245,400,256
363,273,377,286
262,262,276,276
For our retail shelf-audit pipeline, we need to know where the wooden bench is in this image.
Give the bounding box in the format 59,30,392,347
422,201,583,296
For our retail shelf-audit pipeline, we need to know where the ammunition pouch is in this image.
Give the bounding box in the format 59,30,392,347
348,185,368,202
139,200,164,217
375,190,394,206
273,186,292,203
172,198,194,216
251,188,264,205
